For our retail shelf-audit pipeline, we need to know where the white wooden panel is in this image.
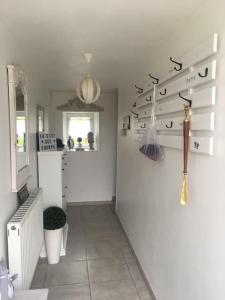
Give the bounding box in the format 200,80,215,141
156,60,216,100
138,109,151,119
156,112,214,131
137,33,218,97
191,112,214,131
156,86,216,115
134,120,147,129
190,137,213,155
191,86,216,108
137,92,153,107
158,135,213,155
156,117,183,130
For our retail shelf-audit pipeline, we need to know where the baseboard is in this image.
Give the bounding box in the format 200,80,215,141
115,212,157,300
67,200,113,206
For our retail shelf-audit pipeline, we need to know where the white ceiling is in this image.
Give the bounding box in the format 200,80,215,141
0,0,204,90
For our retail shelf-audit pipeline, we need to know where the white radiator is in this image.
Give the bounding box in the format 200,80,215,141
7,188,44,290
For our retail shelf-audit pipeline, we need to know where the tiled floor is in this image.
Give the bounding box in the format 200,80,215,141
32,205,153,300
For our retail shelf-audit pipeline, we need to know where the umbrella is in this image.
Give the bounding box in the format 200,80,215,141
180,105,190,205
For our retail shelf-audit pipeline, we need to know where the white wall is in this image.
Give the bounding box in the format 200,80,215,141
0,22,49,262
49,91,118,202
116,1,225,300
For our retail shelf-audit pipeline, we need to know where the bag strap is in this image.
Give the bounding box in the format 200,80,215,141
150,85,156,124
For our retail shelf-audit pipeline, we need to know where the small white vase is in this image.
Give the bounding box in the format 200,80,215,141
44,228,63,264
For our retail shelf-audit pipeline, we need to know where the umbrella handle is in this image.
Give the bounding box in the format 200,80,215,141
183,120,190,174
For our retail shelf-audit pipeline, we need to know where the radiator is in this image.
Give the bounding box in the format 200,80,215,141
7,188,44,290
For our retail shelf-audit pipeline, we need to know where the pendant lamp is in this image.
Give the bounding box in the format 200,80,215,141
76,53,101,104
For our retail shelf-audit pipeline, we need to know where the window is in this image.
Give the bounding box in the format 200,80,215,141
63,112,99,151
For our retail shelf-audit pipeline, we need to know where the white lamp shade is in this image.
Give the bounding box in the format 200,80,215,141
76,76,101,104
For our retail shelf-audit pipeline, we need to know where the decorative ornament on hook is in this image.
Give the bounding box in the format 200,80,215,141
76,53,101,104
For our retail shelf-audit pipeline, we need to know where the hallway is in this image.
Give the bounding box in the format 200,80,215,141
32,205,153,300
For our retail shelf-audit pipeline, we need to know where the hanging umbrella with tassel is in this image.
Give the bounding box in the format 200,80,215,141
180,104,190,205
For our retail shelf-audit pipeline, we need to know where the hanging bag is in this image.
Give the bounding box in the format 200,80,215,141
139,85,164,161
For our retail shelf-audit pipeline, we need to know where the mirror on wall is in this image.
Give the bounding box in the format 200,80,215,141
16,86,28,172
8,65,30,192
37,105,45,132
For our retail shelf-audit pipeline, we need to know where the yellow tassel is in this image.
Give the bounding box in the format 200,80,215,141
180,174,188,205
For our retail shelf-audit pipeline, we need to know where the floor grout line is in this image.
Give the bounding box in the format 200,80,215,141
81,206,93,300
123,256,142,300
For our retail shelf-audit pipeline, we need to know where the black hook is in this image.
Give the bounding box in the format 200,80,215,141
194,142,200,149
146,96,152,102
148,74,159,85
140,124,146,129
166,121,173,129
131,111,139,119
198,67,208,78
170,57,183,72
179,92,192,107
134,84,143,94
133,102,137,108
160,88,167,96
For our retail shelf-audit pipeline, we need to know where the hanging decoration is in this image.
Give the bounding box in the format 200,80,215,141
180,105,190,205
76,53,101,104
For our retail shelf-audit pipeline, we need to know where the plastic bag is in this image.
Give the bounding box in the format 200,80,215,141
139,86,164,161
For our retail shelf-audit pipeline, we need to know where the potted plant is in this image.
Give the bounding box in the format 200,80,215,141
43,206,67,264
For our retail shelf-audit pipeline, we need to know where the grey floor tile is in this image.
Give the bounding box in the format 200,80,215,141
68,219,84,233
88,258,131,282
90,280,140,300
86,239,123,259
68,231,85,243
46,260,88,287
48,283,91,300
82,206,109,220
84,224,115,240
31,258,48,289
67,206,83,218
64,238,86,261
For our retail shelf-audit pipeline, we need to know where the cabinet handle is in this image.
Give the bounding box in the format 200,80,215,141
64,163,67,165
62,168,64,171
64,186,68,189
62,195,66,198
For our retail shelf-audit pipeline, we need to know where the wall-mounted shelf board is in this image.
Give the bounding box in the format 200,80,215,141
156,112,214,131
156,86,216,116
137,92,153,108
136,33,218,98
158,135,213,155
156,59,216,100
135,112,214,131
133,133,213,155
138,109,151,119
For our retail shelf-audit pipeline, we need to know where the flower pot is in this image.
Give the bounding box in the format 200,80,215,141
44,227,63,264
